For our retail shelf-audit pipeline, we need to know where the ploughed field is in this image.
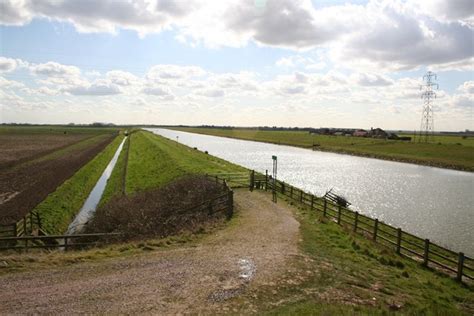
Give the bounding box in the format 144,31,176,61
0,126,118,225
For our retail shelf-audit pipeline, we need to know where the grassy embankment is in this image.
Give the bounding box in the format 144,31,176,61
33,134,125,234
173,127,474,171
248,194,474,315
99,130,245,205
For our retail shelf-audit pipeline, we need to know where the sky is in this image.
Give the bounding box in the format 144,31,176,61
0,0,473,131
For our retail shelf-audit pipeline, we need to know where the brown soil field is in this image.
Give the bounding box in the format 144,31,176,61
0,134,92,170
0,133,116,225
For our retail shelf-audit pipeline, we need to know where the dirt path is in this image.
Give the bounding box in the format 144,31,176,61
0,190,300,314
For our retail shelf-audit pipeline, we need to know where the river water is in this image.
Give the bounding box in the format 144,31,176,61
149,128,474,256
66,136,127,234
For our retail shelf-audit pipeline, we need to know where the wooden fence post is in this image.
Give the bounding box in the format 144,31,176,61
64,236,68,251
423,239,430,267
223,179,227,191
249,170,255,192
396,228,402,254
29,212,33,234
457,252,464,282
373,219,379,241
300,190,303,202
310,195,314,210
281,182,285,194
215,175,218,184
337,205,341,224
265,170,268,191
354,212,359,232
290,186,293,199
323,199,327,217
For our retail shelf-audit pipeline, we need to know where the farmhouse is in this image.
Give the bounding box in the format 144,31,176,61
353,129,368,137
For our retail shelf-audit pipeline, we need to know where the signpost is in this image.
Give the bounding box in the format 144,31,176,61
272,155,277,203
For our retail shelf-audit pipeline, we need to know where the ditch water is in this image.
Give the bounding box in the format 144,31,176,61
149,128,474,256
66,136,127,234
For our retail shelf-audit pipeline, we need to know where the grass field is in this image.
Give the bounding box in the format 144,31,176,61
173,127,474,171
251,195,474,315
123,130,245,194
33,134,125,234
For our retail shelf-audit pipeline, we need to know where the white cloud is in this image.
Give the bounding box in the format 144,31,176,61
197,88,225,98
351,73,394,86
64,79,121,96
106,70,140,86
30,61,81,77
142,85,174,99
456,81,474,94
1,1,472,71
0,57,17,72
146,64,206,81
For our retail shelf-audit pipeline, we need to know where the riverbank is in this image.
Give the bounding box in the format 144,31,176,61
171,127,474,172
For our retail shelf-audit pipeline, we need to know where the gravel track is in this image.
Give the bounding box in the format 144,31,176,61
0,190,300,314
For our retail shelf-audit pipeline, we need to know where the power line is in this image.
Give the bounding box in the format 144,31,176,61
417,71,438,143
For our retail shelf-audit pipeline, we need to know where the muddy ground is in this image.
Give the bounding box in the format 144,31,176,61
0,134,116,224
0,190,301,314
0,134,91,170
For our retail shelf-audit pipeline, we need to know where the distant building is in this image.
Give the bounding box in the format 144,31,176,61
353,129,368,137
368,127,388,138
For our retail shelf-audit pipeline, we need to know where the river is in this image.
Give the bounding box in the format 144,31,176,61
148,128,474,256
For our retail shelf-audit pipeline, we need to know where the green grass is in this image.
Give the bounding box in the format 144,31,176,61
34,135,125,234
0,125,118,135
173,128,474,171
98,136,130,207
124,130,245,194
250,195,474,315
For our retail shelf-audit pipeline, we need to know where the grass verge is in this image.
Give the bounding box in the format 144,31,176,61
33,135,125,234
236,194,474,315
98,136,130,207
125,130,245,194
172,127,474,171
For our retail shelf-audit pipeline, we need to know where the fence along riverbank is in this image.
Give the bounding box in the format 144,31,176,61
0,176,234,251
213,170,473,283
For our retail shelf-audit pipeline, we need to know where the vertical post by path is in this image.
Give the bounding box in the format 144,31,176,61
323,199,327,217
249,170,255,192
457,252,465,282
272,156,277,203
373,219,379,241
265,170,268,191
354,212,359,232
423,239,430,267
396,228,402,254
